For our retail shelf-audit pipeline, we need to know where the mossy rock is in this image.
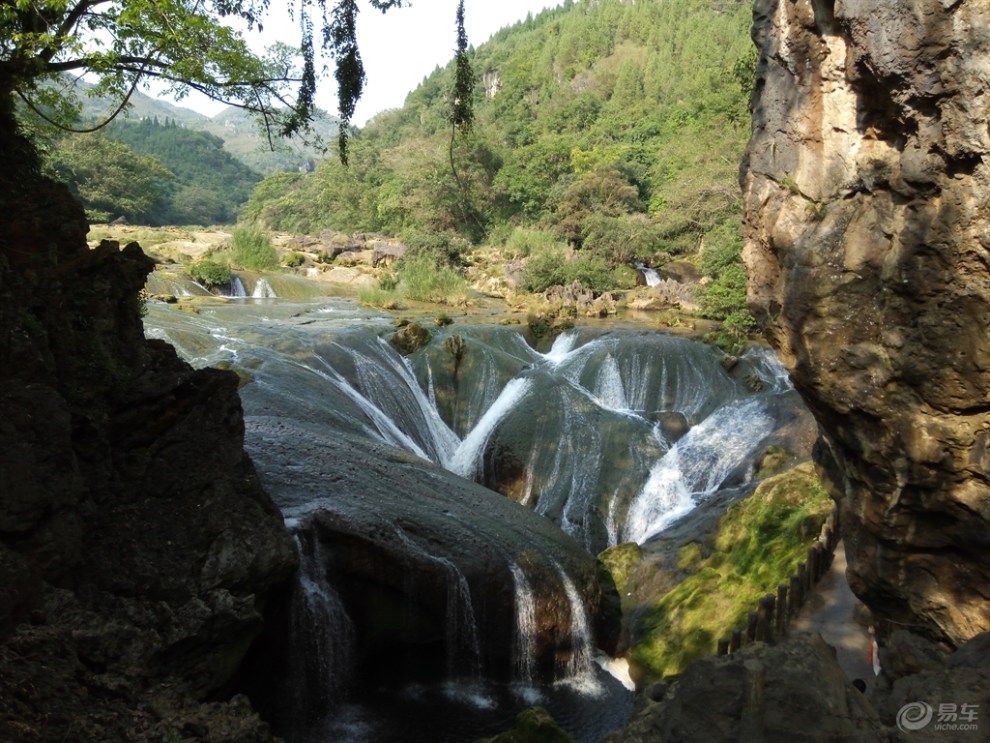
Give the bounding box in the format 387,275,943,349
388,321,432,355
475,706,575,743
629,462,832,683
598,542,643,599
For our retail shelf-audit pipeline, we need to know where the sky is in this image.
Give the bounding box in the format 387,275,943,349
166,1,562,126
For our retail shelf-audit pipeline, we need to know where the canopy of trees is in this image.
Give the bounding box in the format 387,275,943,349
245,0,755,266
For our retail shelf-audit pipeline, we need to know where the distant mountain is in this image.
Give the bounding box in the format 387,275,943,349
74,83,338,174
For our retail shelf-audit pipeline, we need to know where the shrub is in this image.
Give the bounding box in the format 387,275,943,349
283,251,306,267
503,226,562,260
402,230,470,267
397,254,469,304
189,260,231,288
230,224,278,270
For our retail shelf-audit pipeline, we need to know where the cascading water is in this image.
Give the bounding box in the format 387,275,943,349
550,560,597,689
508,561,539,701
284,526,356,728
635,263,662,287
142,297,802,743
253,276,278,298
228,274,249,297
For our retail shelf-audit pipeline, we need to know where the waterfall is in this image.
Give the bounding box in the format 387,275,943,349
550,560,601,695
592,353,629,411
623,397,777,544
635,263,662,287
285,529,355,723
391,528,483,682
228,275,248,297
541,330,580,365
508,561,540,702
449,377,532,479
252,277,278,298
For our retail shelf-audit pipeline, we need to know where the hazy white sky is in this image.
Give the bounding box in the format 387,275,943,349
168,1,562,125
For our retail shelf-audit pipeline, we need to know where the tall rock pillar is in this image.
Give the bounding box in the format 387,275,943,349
741,0,990,646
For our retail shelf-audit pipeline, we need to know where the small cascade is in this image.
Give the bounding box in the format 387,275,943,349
550,560,600,693
285,528,356,724
449,377,532,479
623,397,777,544
508,561,539,700
541,331,580,365
392,528,484,682
635,263,662,287
226,275,249,297
252,277,278,298
741,346,793,394
592,353,629,411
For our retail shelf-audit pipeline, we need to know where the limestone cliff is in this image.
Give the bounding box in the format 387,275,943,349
0,117,296,740
741,0,990,646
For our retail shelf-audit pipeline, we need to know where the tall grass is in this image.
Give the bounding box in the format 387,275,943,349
230,224,278,270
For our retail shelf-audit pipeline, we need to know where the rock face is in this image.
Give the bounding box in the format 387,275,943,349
741,0,990,646
0,120,295,740
601,633,887,743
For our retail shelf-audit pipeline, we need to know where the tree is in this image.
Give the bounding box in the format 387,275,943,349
48,131,173,222
0,0,406,161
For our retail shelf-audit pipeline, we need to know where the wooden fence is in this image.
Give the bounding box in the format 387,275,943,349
715,505,840,656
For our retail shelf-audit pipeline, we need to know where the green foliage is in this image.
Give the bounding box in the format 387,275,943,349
630,463,833,682
503,227,563,259
189,260,231,288
284,251,307,267
47,132,173,223
520,246,620,294
244,0,754,282
396,254,469,305
107,118,262,224
230,224,278,270
403,231,469,267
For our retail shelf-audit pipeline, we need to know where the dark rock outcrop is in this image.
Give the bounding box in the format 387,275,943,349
601,633,888,743
741,0,990,646
0,118,295,741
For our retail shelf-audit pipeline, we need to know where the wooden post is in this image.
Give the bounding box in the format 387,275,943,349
790,572,803,615
776,584,789,635
807,545,818,584
717,638,730,656
757,594,774,642
799,560,810,594
730,628,742,653
746,610,758,643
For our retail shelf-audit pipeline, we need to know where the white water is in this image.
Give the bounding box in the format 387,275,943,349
229,275,248,297
288,531,356,717
508,561,541,702
551,560,602,696
636,263,662,287
623,397,777,544
450,377,532,478
253,277,278,298
392,528,484,682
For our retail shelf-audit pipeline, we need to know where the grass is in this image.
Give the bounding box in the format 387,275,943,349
626,461,832,682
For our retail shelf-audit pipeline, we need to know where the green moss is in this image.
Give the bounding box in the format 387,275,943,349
675,542,703,571
630,462,831,683
598,542,642,599
476,707,575,743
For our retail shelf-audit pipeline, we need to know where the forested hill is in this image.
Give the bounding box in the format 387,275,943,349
244,0,755,267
